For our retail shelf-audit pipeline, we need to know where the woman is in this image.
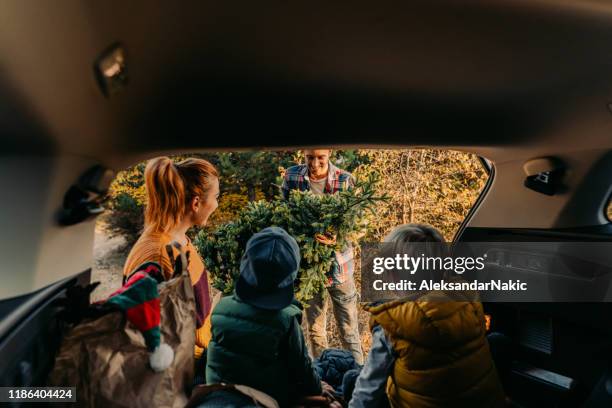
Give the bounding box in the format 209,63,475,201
123,156,219,363
348,224,505,408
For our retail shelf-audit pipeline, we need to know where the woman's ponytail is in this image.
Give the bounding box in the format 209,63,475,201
143,156,218,233
144,157,187,233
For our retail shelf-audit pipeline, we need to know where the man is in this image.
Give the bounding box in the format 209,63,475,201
281,149,364,365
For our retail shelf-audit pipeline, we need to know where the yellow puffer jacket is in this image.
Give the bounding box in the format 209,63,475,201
365,291,505,408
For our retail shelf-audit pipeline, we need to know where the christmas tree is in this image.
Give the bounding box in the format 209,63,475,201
195,173,386,302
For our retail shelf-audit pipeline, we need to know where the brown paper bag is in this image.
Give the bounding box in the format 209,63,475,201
48,268,196,408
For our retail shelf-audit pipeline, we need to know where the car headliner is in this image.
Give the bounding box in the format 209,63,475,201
1,0,612,165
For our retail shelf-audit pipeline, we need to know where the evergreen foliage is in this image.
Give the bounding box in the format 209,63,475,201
195,173,386,301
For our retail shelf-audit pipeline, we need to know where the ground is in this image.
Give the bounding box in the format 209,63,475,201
91,223,127,302
91,223,373,355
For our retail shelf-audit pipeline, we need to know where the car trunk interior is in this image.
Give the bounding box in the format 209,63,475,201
2,1,612,406
2,147,611,407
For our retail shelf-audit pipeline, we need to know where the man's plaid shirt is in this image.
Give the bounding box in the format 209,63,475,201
281,162,355,286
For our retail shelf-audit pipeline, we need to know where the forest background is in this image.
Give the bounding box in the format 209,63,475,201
93,149,489,353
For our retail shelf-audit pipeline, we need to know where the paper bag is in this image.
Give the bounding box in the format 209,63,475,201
48,267,196,408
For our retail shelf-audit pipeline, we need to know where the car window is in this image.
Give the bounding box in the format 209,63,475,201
607,196,612,222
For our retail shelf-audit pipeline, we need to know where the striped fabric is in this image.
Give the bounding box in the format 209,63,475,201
123,232,213,358
281,162,355,286
107,263,162,351
281,162,354,198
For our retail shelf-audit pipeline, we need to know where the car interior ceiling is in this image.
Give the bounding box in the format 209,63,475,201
2,1,612,407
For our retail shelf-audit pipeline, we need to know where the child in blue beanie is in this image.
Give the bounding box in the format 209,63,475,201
205,227,329,406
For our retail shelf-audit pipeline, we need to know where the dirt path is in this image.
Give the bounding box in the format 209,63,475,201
91,224,128,302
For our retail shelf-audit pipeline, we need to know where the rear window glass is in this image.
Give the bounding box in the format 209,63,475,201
607,197,612,222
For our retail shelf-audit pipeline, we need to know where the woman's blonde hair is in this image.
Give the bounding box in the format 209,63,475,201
144,156,218,233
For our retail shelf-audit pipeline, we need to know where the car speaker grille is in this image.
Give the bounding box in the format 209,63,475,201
519,313,553,354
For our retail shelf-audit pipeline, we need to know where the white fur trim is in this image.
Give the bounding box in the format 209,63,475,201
149,343,174,372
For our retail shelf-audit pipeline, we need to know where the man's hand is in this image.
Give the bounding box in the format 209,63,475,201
321,381,336,398
315,233,337,246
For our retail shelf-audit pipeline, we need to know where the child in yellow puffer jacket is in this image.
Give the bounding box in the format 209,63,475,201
349,224,506,408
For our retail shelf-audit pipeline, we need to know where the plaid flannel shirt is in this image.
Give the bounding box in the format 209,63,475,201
281,162,355,286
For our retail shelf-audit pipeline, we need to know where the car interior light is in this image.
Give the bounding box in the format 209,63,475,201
94,43,128,97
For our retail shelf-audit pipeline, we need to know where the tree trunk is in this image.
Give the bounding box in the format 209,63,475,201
247,185,256,201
